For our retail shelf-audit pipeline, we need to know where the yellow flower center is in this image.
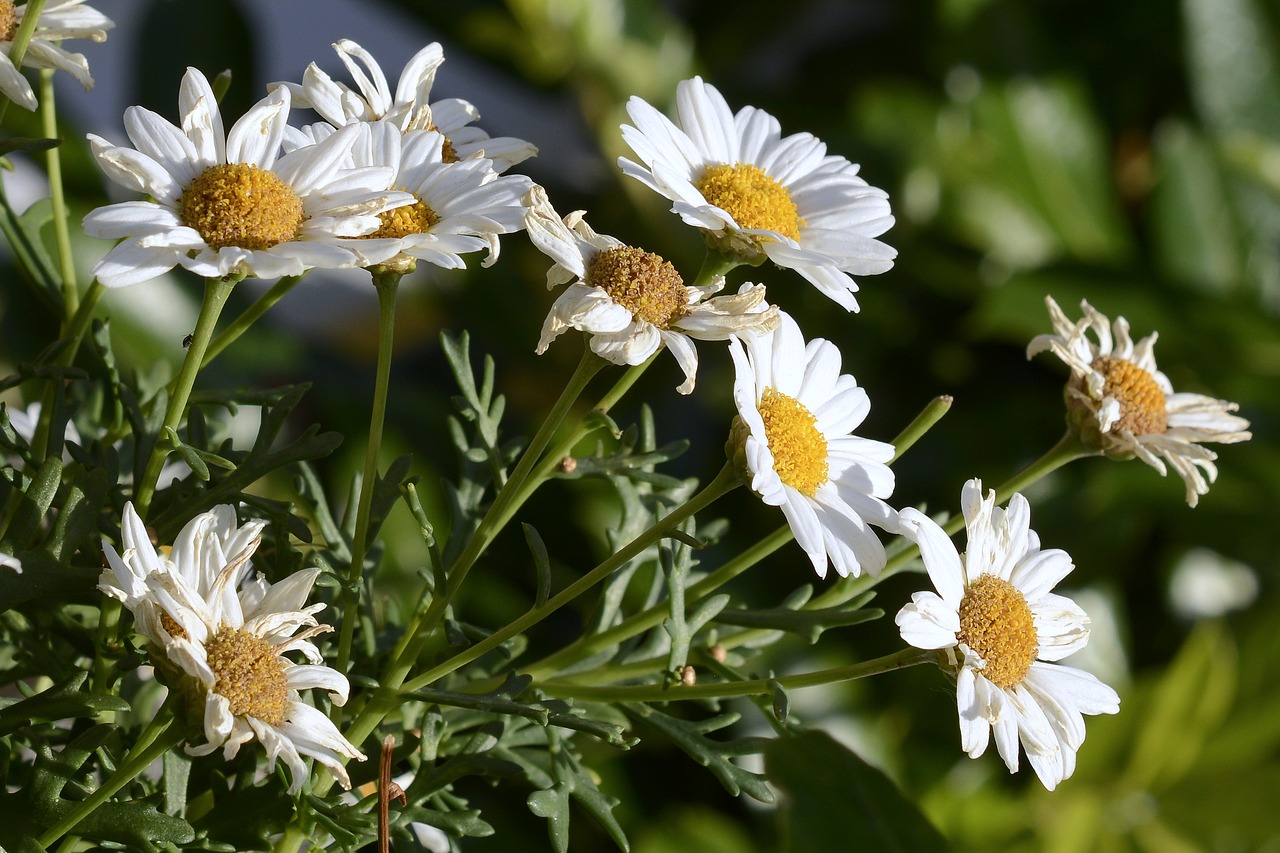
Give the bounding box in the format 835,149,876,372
425,123,459,163
204,626,289,727
179,163,306,251
1092,356,1168,435
586,245,688,328
0,1,16,42
159,611,188,640
694,163,804,241
957,574,1038,690
758,387,828,496
365,195,440,239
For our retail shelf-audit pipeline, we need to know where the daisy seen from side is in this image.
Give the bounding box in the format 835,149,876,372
895,479,1120,790
729,312,898,577
525,185,780,394
82,66,413,288
100,503,365,794
278,39,537,172
1027,296,1251,507
0,0,112,111
618,76,896,311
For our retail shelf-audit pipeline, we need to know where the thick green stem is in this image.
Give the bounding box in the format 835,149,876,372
942,429,1096,537
890,395,952,463
335,271,401,677
134,275,238,518
36,708,182,848
39,70,77,320
399,463,741,696
200,274,304,370
382,345,608,678
690,250,742,289
538,646,935,702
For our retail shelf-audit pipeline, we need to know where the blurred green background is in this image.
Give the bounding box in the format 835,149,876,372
3,0,1278,849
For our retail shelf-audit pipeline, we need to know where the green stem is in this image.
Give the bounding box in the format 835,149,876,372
399,462,741,696
199,274,304,371
942,429,1096,537
383,345,608,676
335,270,401,677
31,281,105,460
690,250,742,289
0,0,46,127
522,522,793,682
36,708,182,848
134,275,238,518
538,647,935,702
890,395,952,463
39,69,77,320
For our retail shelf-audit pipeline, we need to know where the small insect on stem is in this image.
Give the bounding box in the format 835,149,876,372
378,734,406,853
182,333,194,348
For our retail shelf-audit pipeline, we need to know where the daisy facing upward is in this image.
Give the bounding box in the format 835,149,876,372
896,479,1120,791
619,76,896,311
729,313,899,578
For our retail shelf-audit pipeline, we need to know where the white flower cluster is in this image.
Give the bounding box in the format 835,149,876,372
83,40,535,287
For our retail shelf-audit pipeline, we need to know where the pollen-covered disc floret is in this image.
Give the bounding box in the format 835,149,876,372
99,503,365,794
619,76,896,312
895,479,1120,790
524,185,780,394
730,313,898,578
325,122,531,271
276,39,537,173
1027,296,1251,507
82,66,414,288
0,0,113,112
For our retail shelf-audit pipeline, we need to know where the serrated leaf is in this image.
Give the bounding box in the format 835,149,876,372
0,672,129,737
765,730,950,853
628,705,773,802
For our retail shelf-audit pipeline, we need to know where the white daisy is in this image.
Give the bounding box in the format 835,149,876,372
1027,296,1252,507
895,479,1120,790
100,502,365,794
729,313,898,577
278,39,537,173
82,66,413,288
0,0,113,111
330,121,532,270
618,76,896,311
525,185,779,394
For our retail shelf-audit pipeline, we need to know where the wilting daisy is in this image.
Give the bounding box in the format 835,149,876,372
525,185,779,394
1027,296,1251,507
82,66,413,288
326,121,531,270
100,503,365,793
729,313,897,577
0,0,113,111
895,479,1120,790
278,39,536,173
618,76,896,311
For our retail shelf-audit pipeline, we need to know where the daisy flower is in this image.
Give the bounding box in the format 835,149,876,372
82,66,413,288
895,479,1120,790
1027,296,1252,507
729,313,898,577
278,39,537,173
0,0,113,111
618,76,896,311
525,185,779,394
329,121,531,271
100,503,365,794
